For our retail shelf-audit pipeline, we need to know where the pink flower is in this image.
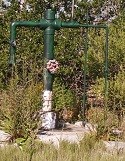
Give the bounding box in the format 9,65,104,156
46,59,59,73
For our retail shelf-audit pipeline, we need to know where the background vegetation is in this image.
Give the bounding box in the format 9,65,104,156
0,0,125,141
1,134,125,161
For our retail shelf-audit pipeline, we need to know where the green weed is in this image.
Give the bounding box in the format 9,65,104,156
0,134,125,161
0,78,42,140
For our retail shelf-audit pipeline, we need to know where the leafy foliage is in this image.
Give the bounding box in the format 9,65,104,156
0,0,125,140
0,79,42,139
53,79,76,110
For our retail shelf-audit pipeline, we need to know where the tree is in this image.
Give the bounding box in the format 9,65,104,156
0,0,125,110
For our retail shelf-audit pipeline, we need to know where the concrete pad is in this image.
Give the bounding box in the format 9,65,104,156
37,123,95,147
1,122,125,152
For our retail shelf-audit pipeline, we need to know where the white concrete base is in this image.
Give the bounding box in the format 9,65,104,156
42,90,56,129
42,112,56,130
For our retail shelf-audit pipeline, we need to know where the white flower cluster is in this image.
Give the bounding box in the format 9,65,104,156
46,59,59,74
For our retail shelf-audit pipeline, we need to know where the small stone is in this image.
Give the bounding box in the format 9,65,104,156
0,130,12,142
74,121,84,127
112,129,123,135
103,141,125,152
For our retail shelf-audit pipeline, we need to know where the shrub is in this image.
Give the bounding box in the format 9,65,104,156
87,107,119,140
53,80,80,122
0,78,43,140
90,70,125,119
53,80,76,111
108,70,125,111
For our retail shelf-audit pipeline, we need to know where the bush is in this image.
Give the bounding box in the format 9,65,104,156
91,69,125,113
53,80,76,111
53,80,80,122
0,78,43,140
108,70,125,111
87,107,119,140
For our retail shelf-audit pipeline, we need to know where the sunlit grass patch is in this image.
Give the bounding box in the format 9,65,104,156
1,134,125,161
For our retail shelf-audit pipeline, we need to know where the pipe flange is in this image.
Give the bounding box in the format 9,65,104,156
10,41,16,47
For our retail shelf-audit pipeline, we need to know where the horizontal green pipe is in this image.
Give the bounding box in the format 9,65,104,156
9,20,50,65
79,24,107,29
11,20,48,29
61,21,81,28
61,21,107,29
9,18,108,65
11,20,108,31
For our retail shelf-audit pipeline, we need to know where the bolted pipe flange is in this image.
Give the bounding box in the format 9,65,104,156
46,59,59,74
10,41,16,47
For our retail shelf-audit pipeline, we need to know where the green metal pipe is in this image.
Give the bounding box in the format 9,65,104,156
80,24,107,29
9,7,109,129
9,23,17,65
61,21,107,29
83,8,89,122
43,28,55,90
104,27,109,107
9,20,48,65
43,9,55,91
42,8,57,129
11,21,47,28
61,21,82,28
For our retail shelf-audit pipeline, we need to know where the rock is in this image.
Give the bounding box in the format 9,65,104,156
0,130,12,142
65,122,71,126
74,121,84,127
103,141,125,153
112,129,123,136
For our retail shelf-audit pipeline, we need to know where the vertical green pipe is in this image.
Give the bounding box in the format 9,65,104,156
9,23,16,65
44,28,55,90
82,7,89,122
43,9,55,91
42,8,56,129
104,27,109,110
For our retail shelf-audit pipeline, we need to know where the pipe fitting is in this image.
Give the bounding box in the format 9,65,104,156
10,40,16,47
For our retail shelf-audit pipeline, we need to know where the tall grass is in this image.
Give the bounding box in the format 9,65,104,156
0,78,43,140
0,134,125,161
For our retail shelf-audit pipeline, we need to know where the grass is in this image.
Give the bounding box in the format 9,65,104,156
0,80,42,140
0,79,125,161
0,134,125,161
